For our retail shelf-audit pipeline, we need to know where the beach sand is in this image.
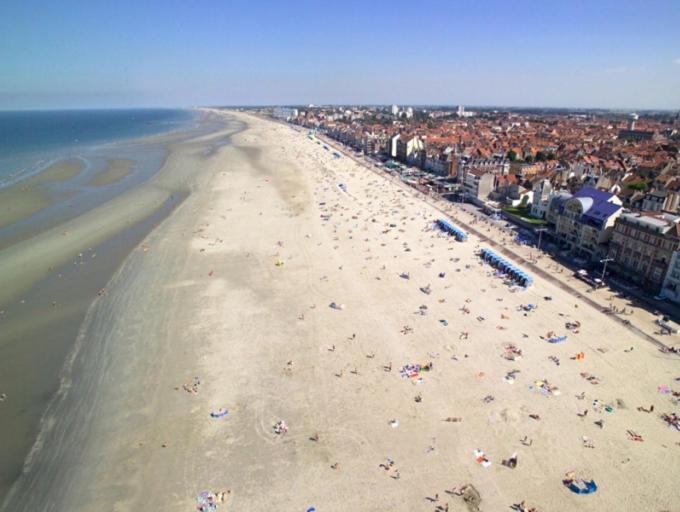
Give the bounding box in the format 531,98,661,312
4,111,678,511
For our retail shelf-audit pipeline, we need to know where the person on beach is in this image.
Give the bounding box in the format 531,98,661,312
502,452,518,468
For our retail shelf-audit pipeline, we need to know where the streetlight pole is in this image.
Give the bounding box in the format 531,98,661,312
600,257,614,282
535,228,548,252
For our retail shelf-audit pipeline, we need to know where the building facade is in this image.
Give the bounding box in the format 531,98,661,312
396,135,424,163
389,134,400,158
608,212,680,291
531,178,553,219
457,157,509,187
640,190,680,213
423,153,451,176
660,251,680,303
552,187,623,261
463,169,495,206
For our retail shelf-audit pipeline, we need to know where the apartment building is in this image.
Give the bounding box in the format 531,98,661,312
640,190,680,213
551,187,623,261
531,178,553,218
362,133,386,155
608,212,680,291
396,135,424,163
463,168,495,206
423,150,454,177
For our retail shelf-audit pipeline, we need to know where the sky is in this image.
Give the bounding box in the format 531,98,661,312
1,0,679,110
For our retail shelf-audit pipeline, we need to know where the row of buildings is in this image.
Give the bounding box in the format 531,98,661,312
531,170,680,301
543,184,680,302
282,105,680,301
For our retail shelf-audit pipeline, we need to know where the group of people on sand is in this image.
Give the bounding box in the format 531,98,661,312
273,420,288,435
268,136,680,512
196,490,230,511
182,377,201,395
512,500,539,512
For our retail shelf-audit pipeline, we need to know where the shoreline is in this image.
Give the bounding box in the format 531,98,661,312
3,110,679,511
0,110,243,504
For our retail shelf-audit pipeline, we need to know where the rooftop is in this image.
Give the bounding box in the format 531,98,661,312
619,211,680,234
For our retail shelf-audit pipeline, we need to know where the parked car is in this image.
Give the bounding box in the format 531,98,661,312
574,269,604,288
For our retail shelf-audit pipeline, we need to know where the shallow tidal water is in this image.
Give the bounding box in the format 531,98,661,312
0,109,231,505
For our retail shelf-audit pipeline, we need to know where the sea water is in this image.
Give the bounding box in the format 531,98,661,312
0,109,195,187
0,109,198,248
0,108,206,506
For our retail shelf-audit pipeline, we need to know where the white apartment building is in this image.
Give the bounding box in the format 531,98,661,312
531,179,553,219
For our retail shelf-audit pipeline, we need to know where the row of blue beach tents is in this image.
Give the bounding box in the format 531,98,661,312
435,219,468,242
479,248,533,287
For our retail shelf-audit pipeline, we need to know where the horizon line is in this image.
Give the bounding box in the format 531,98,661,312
1,103,679,113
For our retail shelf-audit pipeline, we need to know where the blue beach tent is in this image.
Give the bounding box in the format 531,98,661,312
435,219,468,242
478,248,533,287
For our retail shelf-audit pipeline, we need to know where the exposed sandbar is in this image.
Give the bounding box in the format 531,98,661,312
88,159,134,186
0,159,84,228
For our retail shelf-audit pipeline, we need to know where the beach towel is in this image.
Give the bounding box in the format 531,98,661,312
566,480,598,495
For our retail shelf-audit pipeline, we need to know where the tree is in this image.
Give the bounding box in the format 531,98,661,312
628,181,649,192
535,151,547,162
507,150,518,161
525,155,534,163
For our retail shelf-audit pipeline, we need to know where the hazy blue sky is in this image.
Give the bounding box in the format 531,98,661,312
1,0,679,109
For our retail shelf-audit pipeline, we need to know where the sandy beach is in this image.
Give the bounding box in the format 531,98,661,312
4,110,679,512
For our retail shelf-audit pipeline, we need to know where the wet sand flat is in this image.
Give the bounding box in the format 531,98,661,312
0,159,84,227
3,111,678,512
0,111,242,506
87,159,134,186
